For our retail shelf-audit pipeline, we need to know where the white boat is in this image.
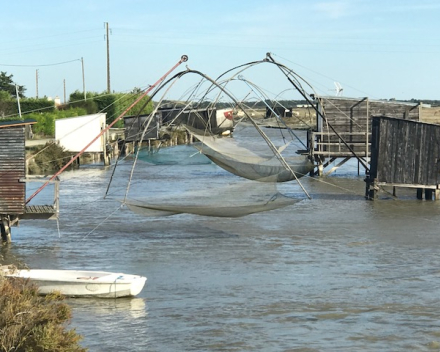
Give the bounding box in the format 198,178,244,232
3,268,147,298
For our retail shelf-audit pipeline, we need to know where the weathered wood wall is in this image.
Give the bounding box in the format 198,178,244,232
265,106,293,118
124,114,160,142
0,125,26,214
369,116,440,186
314,97,420,157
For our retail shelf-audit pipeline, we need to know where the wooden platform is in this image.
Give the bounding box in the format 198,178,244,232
309,97,421,175
22,205,58,220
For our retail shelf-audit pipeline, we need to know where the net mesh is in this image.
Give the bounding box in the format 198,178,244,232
124,181,298,218
188,128,314,182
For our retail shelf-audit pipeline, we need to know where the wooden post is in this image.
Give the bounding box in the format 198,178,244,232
365,184,375,200
103,122,108,166
417,188,423,200
365,177,378,200
366,98,369,164
425,189,433,200
54,178,60,218
113,141,119,158
365,180,371,199
1,216,11,243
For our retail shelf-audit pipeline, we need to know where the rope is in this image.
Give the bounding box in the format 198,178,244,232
81,204,123,240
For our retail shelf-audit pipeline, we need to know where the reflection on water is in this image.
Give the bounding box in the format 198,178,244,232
67,297,147,319
3,127,440,351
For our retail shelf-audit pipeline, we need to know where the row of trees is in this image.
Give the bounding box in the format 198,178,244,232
2,70,438,137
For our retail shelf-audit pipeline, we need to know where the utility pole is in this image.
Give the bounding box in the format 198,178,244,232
81,57,86,101
15,85,22,118
63,79,66,104
105,22,111,93
36,69,39,98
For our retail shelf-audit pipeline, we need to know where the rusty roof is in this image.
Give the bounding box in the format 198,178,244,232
0,119,37,128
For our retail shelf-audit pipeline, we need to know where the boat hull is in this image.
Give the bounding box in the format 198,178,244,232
4,269,147,298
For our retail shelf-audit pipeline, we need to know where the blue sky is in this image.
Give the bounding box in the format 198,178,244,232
1,0,439,103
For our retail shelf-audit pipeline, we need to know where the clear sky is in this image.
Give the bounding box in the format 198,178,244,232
1,0,439,103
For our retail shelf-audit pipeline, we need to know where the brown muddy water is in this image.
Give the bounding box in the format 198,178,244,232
2,126,440,351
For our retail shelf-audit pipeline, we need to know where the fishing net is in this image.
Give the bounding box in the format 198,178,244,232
187,128,314,182
124,181,298,218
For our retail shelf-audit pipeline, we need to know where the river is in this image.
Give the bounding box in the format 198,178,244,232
2,126,440,351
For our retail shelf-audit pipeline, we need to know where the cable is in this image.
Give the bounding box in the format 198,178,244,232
0,59,81,67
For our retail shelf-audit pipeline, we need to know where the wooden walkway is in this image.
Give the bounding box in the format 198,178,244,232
22,205,58,220
309,97,421,175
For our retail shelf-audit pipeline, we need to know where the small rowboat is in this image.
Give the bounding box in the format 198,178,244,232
2,268,147,298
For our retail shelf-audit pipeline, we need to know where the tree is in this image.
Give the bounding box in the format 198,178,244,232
0,71,26,98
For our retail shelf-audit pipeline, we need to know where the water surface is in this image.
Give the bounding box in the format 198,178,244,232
3,127,440,351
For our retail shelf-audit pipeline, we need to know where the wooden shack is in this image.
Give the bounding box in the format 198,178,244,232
308,97,421,175
124,113,160,142
365,116,440,200
158,107,234,135
0,119,58,242
265,106,293,119
123,107,234,151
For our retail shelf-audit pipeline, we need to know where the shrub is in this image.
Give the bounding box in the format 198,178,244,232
27,142,77,175
69,90,154,128
0,276,87,351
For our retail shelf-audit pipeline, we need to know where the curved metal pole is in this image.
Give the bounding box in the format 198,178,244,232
265,53,370,171
170,67,312,199
237,76,307,149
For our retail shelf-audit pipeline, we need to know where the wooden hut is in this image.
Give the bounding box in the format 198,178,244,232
366,116,440,200
124,113,160,142
0,119,58,242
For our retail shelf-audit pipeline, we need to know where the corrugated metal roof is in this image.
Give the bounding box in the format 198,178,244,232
0,126,26,214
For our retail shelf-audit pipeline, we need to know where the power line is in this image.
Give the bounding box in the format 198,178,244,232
0,59,81,67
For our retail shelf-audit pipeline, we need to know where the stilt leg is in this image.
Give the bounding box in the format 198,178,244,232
425,189,433,201
1,216,11,243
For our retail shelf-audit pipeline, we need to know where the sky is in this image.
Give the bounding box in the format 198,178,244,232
1,0,440,104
